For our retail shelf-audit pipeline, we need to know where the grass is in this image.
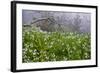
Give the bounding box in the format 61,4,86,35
22,27,91,63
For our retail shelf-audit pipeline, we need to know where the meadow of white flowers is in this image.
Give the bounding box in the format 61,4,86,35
22,27,91,63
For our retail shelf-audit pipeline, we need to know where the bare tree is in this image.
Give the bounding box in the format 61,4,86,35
73,14,81,32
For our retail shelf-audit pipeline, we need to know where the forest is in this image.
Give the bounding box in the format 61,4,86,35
22,10,91,63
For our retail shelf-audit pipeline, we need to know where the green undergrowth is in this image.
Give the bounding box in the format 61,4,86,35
22,27,91,63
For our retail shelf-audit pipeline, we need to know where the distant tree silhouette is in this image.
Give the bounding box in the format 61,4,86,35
73,14,81,32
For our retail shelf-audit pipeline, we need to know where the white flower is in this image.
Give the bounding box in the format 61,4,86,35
29,50,32,52
48,45,52,48
32,35,34,38
78,39,81,43
62,43,64,45
39,30,43,32
73,46,76,50
62,49,65,52
64,57,67,60
51,42,54,45
33,52,36,55
70,32,73,35
33,49,37,52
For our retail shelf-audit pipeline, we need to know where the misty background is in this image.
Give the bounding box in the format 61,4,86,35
22,10,91,33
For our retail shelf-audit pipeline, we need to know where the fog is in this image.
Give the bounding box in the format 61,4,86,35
22,10,91,33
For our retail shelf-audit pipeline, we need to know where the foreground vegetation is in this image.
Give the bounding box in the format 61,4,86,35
22,27,91,63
